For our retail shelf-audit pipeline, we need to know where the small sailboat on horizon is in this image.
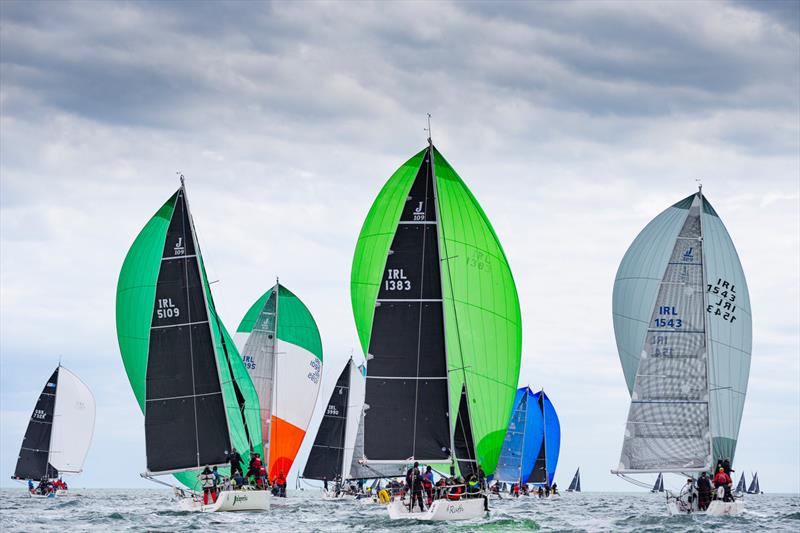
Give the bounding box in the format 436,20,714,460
566,468,581,492
650,473,664,493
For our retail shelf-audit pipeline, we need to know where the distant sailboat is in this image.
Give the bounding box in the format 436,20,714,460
116,179,268,512
747,472,761,494
566,468,581,492
350,132,522,520
651,473,664,493
495,388,561,489
13,365,95,498
611,189,751,516
234,281,323,486
735,472,747,495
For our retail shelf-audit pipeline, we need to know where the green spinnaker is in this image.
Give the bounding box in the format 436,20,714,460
116,190,263,489
350,146,522,475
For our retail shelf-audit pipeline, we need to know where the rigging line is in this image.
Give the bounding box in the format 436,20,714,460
410,147,432,460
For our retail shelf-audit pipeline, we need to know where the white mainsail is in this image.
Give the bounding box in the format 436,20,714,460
49,366,96,474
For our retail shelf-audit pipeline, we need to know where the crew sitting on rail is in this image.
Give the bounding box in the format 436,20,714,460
447,477,464,500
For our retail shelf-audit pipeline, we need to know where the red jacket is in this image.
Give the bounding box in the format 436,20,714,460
713,471,730,486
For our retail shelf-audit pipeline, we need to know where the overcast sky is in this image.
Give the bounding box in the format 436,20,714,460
1,0,798,492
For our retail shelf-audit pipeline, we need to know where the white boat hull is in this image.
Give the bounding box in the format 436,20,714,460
27,492,57,499
387,497,486,521
667,499,744,516
179,490,270,512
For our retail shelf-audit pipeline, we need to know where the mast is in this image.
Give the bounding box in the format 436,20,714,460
697,186,714,469
45,365,60,477
269,277,280,471
180,178,234,473
429,115,478,476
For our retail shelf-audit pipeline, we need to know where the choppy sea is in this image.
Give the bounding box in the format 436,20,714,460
0,489,797,532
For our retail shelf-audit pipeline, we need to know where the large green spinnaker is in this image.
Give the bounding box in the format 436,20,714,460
116,188,262,489
351,145,522,475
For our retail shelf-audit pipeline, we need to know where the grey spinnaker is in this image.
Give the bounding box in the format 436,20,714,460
613,189,752,475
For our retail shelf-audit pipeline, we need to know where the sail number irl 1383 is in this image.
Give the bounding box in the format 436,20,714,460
384,269,411,291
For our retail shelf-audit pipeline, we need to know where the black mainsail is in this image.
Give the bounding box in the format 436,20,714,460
13,369,60,480
145,186,230,473
303,360,351,480
364,147,450,463
567,468,581,492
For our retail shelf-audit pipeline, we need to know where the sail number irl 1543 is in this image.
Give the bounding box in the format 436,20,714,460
706,278,737,323
653,306,682,328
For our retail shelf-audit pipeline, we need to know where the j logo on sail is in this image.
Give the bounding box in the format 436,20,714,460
413,201,425,221
174,237,184,256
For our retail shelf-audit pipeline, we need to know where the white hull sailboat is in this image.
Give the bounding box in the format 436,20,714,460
177,489,271,513
117,178,269,513
666,499,744,517
387,497,486,521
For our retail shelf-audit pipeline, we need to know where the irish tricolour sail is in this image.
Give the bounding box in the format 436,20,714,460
116,180,268,512
234,282,323,482
612,189,751,516
351,138,522,520
13,365,95,495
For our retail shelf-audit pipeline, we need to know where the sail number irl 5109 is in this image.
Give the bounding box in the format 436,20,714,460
156,298,180,319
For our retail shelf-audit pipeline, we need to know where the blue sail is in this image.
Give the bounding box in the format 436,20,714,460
534,390,561,486
495,387,560,485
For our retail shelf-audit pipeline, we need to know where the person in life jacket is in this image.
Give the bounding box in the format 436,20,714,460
447,477,464,501
466,475,480,497
696,471,712,510
199,466,217,505
422,466,434,505
247,453,262,479
274,471,287,498
713,467,732,502
228,448,244,477
435,477,447,500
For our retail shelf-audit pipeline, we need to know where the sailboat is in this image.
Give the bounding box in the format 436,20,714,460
746,472,761,494
116,178,268,512
611,188,751,516
735,472,747,496
234,281,323,491
301,357,365,498
350,129,522,520
12,365,95,498
566,468,581,492
494,388,561,493
650,473,664,493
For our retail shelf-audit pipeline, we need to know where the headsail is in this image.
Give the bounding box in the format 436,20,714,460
351,144,521,476
613,191,752,471
117,183,262,488
651,473,664,492
303,360,351,481
235,282,323,481
747,472,760,494
735,472,746,494
13,366,95,481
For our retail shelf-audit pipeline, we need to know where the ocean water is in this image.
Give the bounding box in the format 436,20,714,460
1,489,798,532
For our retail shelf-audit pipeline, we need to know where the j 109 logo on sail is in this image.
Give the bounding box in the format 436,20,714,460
174,237,185,256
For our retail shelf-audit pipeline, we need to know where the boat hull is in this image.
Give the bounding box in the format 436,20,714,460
666,500,744,516
387,497,486,521
179,490,270,512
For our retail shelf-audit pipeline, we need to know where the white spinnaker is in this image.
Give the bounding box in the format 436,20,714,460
273,338,321,431
49,367,95,473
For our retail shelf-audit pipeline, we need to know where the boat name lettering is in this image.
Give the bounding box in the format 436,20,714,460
706,278,737,323
233,494,248,505
446,503,464,514
156,298,180,319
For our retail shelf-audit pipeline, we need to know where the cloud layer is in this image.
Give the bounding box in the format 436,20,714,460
1,0,798,491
